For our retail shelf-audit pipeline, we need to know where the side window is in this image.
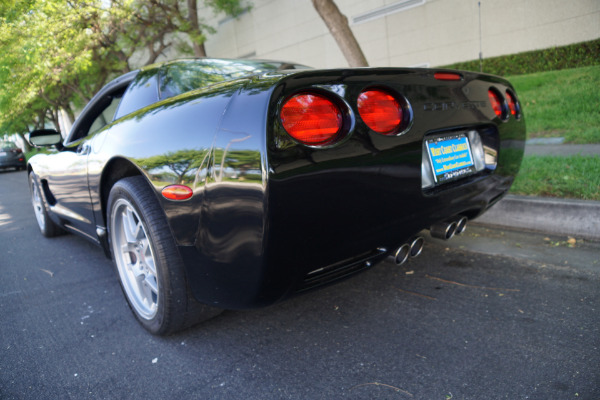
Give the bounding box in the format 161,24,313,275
66,71,139,145
68,88,127,143
89,94,123,134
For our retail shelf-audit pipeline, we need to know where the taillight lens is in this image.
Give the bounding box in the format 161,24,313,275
280,93,343,146
357,89,402,135
487,89,505,119
162,185,193,201
506,90,519,118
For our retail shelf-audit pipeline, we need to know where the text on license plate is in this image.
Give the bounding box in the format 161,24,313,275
426,134,476,184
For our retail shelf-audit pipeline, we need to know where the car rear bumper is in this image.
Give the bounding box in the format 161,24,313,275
0,158,26,169
179,169,516,309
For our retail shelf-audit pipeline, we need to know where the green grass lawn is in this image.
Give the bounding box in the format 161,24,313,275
510,155,600,200
509,66,600,144
506,66,600,200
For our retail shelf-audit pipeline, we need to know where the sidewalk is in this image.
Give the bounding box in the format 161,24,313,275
524,142,600,156
472,195,600,241
472,140,600,241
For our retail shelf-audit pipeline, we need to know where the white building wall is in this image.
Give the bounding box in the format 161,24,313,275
202,0,600,68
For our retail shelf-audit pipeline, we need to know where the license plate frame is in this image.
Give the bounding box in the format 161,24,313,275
425,133,476,184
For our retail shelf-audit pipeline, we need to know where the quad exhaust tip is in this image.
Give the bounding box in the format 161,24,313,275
393,244,411,265
456,216,468,235
430,220,458,240
391,216,467,265
429,217,468,240
409,236,424,258
392,236,424,265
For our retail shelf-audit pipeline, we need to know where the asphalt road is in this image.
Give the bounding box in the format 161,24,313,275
1,169,599,400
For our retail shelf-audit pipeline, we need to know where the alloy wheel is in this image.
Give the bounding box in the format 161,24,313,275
110,198,159,320
30,178,46,231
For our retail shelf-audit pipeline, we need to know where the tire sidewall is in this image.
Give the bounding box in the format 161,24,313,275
29,172,53,237
107,179,171,334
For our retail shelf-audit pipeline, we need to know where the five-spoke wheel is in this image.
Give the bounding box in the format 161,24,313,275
111,198,159,320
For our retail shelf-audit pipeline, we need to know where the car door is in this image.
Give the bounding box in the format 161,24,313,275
43,76,134,242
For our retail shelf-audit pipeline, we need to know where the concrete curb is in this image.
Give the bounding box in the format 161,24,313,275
472,195,600,241
524,143,600,156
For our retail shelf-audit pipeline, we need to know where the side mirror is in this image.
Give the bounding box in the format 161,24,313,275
27,129,63,147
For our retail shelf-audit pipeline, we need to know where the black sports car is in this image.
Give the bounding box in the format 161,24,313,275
27,58,525,335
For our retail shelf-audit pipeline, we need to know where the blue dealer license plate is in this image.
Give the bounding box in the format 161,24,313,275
426,134,476,184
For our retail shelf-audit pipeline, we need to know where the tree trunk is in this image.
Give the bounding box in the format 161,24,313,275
187,0,207,57
311,0,368,67
194,42,207,58
64,105,75,124
16,132,31,152
49,108,60,132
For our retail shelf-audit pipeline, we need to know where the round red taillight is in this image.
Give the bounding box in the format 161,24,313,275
487,89,505,119
506,90,519,118
357,89,403,135
280,93,343,146
162,185,193,201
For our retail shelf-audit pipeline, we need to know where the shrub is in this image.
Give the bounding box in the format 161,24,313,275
441,39,600,76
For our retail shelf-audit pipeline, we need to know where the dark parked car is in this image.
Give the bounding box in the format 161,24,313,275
27,58,525,335
0,141,26,171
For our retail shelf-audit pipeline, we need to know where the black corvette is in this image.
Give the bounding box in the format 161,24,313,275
27,58,525,335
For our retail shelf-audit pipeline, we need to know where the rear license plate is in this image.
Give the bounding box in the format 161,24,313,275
426,134,476,184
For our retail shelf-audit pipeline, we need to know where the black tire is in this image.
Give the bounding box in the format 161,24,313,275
29,172,64,237
107,176,222,335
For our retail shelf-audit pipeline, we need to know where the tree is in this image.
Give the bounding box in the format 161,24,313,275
0,0,247,136
119,0,248,61
311,0,368,67
0,1,134,133
185,0,248,56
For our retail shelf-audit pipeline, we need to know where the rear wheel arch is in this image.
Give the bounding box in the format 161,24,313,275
99,157,144,229
28,171,64,237
107,175,222,334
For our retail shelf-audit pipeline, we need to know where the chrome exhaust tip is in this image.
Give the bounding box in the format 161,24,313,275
455,216,468,235
393,243,411,265
409,236,424,258
429,221,458,240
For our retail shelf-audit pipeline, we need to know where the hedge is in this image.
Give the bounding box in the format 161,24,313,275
441,38,600,76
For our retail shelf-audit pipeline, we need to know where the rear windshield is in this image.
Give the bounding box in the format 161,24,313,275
159,59,310,100
1,142,17,151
